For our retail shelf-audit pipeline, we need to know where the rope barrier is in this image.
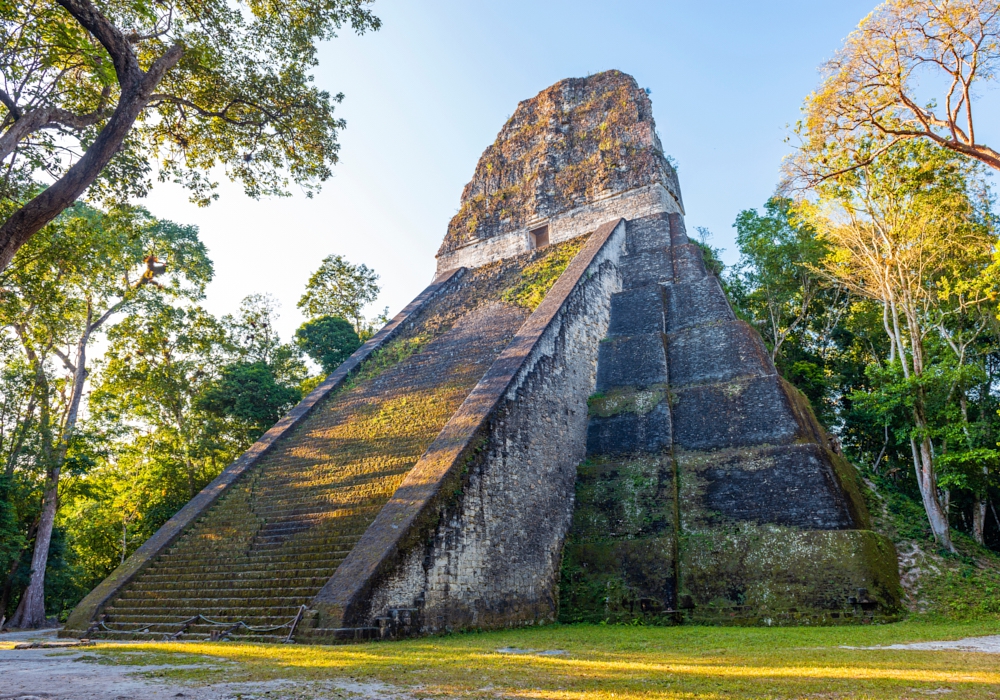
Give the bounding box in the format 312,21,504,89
98,605,308,639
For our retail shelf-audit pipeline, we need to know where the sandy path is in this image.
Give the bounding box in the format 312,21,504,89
0,630,413,700
874,635,1000,653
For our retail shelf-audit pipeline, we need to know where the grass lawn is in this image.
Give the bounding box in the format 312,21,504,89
52,620,1000,699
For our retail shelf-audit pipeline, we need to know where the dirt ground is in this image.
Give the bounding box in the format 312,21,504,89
0,630,413,700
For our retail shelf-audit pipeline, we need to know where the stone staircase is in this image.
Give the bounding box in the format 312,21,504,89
90,267,534,642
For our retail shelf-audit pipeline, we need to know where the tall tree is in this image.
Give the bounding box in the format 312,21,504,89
796,140,997,551
298,254,380,335
91,304,226,504
791,0,1000,184
730,197,832,362
0,0,380,271
294,315,361,374
1,204,210,627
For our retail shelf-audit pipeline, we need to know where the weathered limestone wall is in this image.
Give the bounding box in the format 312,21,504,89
310,220,627,637
437,183,679,273
437,70,681,273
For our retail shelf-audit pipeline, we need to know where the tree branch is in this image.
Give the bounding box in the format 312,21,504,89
0,0,184,272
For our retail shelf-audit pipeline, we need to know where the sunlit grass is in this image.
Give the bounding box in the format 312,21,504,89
84,621,1000,698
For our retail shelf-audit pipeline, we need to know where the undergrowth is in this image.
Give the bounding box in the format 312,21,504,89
864,470,1000,621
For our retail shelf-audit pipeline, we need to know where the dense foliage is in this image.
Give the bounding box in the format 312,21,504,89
0,0,380,270
294,315,361,375
0,205,381,625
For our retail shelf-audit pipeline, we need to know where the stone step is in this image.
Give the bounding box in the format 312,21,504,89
621,249,673,289
671,243,708,283
626,212,671,253
114,589,319,605
103,612,304,626
191,504,385,526
607,285,666,337
587,399,672,455
666,321,773,389
106,604,308,619
668,212,688,247
671,374,820,451
151,548,353,564
140,560,345,576
137,569,336,584
129,577,330,592
154,544,356,564
191,507,381,527
595,333,668,392
662,276,734,332
251,469,411,491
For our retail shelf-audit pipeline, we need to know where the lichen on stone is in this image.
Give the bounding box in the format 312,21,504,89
439,70,680,256
588,384,667,417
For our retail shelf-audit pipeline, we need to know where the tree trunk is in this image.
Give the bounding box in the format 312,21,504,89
7,313,97,627
973,495,987,545
912,432,954,551
7,470,58,628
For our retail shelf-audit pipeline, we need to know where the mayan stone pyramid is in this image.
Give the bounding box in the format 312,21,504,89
65,70,901,643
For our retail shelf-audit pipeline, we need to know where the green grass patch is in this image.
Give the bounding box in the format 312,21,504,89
502,236,589,310
87,621,1000,698
345,332,433,388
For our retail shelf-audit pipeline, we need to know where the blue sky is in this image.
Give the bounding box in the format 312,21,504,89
142,0,998,340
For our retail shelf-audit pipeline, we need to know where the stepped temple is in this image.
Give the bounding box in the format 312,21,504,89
65,71,901,643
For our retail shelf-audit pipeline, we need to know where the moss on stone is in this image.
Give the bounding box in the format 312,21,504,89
678,525,903,625
570,456,674,541
560,537,677,625
500,236,589,310
587,384,667,418
560,454,677,625
440,71,677,255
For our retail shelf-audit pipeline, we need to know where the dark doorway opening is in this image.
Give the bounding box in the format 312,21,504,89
530,225,550,249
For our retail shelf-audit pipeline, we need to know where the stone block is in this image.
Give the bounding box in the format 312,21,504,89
668,212,688,247
671,375,811,451
560,536,677,624
671,243,708,283
607,285,666,337
676,444,858,530
621,249,673,289
596,333,668,391
587,399,672,454
570,455,674,541
663,277,735,332
666,320,773,388
626,213,671,254
678,526,902,623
